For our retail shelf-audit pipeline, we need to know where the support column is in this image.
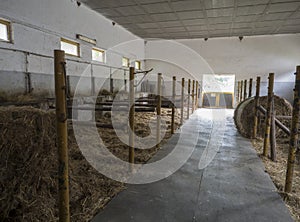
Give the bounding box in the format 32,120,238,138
187,79,191,119
129,67,135,163
54,50,70,222
180,78,185,125
171,76,176,134
243,79,247,100
156,73,162,148
249,78,253,98
285,66,300,193
253,77,261,138
263,73,274,157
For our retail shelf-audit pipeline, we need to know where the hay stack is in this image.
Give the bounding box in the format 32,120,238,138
234,95,292,138
0,106,124,221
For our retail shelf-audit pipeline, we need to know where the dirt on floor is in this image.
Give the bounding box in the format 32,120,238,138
0,105,183,221
252,139,300,222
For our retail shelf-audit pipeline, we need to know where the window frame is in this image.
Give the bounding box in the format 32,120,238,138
122,57,130,68
0,18,12,43
92,47,106,63
135,60,141,70
60,38,80,57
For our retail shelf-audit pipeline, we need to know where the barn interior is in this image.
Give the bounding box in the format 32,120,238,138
0,0,300,221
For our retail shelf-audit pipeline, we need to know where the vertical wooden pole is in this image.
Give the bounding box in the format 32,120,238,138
180,78,185,125
156,73,162,147
263,73,274,157
270,105,277,162
171,76,176,134
54,50,70,222
129,67,135,163
91,76,95,96
192,80,195,113
237,81,240,103
240,80,244,101
253,77,261,138
285,66,300,193
195,81,199,109
243,79,247,100
187,79,191,119
249,78,253,98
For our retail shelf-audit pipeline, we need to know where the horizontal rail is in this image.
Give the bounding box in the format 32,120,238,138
258,105,291,136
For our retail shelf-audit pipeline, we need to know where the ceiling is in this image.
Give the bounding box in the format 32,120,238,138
79,0,300,39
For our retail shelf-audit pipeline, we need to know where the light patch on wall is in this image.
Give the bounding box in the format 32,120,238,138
203,74,235,93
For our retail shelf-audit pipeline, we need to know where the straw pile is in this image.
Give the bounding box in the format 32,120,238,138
252,139,300,221
0,106,181,221
0,106,124,221
234,95,292,138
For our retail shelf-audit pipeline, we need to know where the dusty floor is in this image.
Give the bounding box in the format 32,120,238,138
252,139,300,221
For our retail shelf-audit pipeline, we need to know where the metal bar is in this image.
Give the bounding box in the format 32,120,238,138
180,78,185,125
129,67,135,164
243,79,247,100
156,73,162,148
249,78,253,98
171,76,176,134
54,50,70,222
253,77,261,138
69,106,155,112
263,73,274,157
187,79,191,119
285,65,300,193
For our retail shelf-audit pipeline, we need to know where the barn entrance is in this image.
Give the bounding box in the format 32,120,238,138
202,74,235,108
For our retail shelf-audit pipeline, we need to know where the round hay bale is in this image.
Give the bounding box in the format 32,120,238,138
234,95,292,138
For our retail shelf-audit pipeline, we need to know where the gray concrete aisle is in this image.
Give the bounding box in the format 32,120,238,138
92,109,293,222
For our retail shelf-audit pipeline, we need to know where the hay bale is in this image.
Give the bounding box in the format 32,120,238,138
234,95,292,138
0,106,124,221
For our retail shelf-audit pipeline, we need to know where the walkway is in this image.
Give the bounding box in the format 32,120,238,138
92,109,293,222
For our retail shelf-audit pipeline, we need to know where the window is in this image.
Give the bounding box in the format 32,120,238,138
60,38,80,57
92,48,105,63
0,19,11,42
135,61,141,70
122,57,129,67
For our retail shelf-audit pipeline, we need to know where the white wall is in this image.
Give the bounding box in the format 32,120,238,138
145,34,300,102
0,0,145,96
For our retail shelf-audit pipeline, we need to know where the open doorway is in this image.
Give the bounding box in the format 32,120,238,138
202,74,235,108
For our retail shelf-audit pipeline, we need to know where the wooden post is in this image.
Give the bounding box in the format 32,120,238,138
249,78,253,98
91,76,95,96
240,80,243,101
253,77,261,138
187,79,191,119
244,79,247,100
171,76,176,134
285,66,300,193
195,81,199,109
129,67,135,163
270,106,277,162
263,73,274,157
54,50,70,222
237,81,240,103
180,78,185,125
156,73,162,147
192,80,195,113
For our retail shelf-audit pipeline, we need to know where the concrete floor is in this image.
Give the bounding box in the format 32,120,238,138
92,109,293,222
